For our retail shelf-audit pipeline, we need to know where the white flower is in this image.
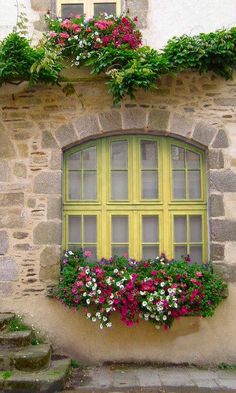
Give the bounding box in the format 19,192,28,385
96,312,101,317
92,317,96,322
97,289,101,294
163,315,167,321
140,291,146,296
160,290,165,295
103,316,107,322
86,313,91,318
106,322,112,328
92,278,96,282
83,292,87,297
68,251,74,255
108,300,113,305
155,316,160,321
106,307,111,312
86,299,90,304
85,269,90,274
100,324,103,329
113,269,118,273
160,282,165,287
110,294,114,299
142,301,147,307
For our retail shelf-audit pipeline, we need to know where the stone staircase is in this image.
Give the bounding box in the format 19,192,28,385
0,313,71,392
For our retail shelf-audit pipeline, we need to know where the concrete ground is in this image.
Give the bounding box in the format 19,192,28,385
63,365,236,392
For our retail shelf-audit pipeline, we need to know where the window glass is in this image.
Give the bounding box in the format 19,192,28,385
61,3,84,18
94,2,116,16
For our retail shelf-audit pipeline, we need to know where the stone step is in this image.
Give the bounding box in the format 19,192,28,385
0,314,15,331
0,344,52,371
0,358,71,393
0,331,32,348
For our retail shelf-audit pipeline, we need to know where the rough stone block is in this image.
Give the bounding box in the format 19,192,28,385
50,150,62,170
210,243,224,260
210,194,225,217
0,129,16,158
148,110,170,131
99,111,122,132
0,282,13,296
0,231,9,255
0,209,25,229
168,113,195,138
209,170,236,192
13,232,28,240
208,150,224,169
213,263,236,282
47,197,62,220
40,246,61,267
13,163,27,178
42,131,58,149
224,193,236,220
39,264,60,282
55,124,78,147
212,129,229,148
225,242,236,262
33,222,61,245
33,171,61,194
31,0,49,12
122,108,147,130
192,121,217,146
74,115,101,139
211,219,236,242
0,257,18,281
0,161,10,182
0,193,24,207
214,98,236,106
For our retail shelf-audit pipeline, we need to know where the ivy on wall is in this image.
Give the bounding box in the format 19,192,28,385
0,13,236,102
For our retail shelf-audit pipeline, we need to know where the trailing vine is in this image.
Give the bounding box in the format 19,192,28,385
0,12,236,102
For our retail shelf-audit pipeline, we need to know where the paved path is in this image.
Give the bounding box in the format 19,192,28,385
64,365,236,392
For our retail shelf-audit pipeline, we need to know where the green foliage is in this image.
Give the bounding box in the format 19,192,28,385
71,359,84,369
7,316,29,332
1,15,236,102
0,371,13,380
218,363,236,371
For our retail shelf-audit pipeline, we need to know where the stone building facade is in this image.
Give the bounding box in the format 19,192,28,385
0,0,236,364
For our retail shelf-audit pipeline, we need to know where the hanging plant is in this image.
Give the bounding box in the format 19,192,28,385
53,249,227,330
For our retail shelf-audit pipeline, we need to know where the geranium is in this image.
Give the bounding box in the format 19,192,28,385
53,249,227,330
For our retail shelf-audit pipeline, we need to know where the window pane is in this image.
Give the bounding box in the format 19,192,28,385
83,147,96,170
141,141,157,169
68,216,81,243
83,172,97,200
112,216,128,243
61,4,84,18
172,146,185,169
142,246,159,260
174,246,187,260
190,216,202,242
111,171,128,199
187,151,200,169
142,216,159,243
190,246,202,264
68,171,82,200
83,246,97,262
84,216,97,243
68,244,81,252
112,246,128,257
188,171,201,199
94,3,116,16
173,171,186,199
68,152,81,170
142,171,158,199
174,216,187,242
111,141,128,169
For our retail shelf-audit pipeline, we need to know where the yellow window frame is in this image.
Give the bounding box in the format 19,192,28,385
63,135,207,262
57,0,121,17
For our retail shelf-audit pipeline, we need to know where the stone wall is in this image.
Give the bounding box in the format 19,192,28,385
0,70,236,363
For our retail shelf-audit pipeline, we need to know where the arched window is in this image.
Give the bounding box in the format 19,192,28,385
63,136,207,262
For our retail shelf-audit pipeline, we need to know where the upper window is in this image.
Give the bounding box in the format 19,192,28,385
57,0,120,18
63,136,207,263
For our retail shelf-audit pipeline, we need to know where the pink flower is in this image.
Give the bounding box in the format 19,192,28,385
76,281,84,287
49,31,57,38
59,32,70,39
71,23,81,32
196,271,203,278
61,19,71,29
84,250,92,258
